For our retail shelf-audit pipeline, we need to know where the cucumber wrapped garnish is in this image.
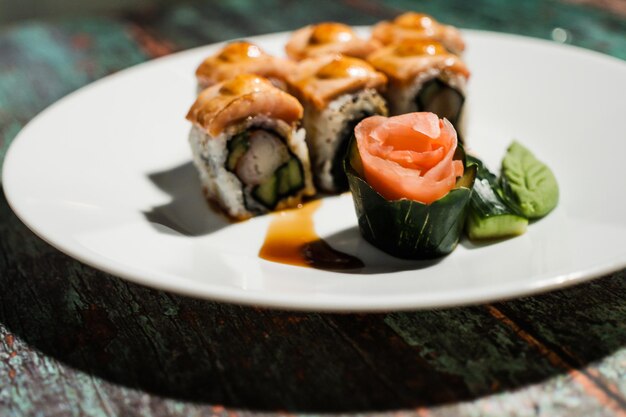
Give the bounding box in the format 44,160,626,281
345,112,475,259
344,112,560,257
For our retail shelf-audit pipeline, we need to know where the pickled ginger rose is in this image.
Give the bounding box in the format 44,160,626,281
354,112,463,204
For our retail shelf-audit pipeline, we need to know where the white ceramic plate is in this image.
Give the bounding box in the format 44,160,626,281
4,30,626,311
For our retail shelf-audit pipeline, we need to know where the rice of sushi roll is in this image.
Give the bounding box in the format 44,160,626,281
371,12,465,56
186,74,315,220
367,39,470,140
287,54,388,193
285,22,381,61
195,41,294,92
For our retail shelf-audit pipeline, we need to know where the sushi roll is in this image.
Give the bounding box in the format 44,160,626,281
186,74,315,220
371,12,465,55
285,22,381,61
367,39,470,140
287,54,388,193
195,41,293,91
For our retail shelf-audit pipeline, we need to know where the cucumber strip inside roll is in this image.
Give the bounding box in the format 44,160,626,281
226,129,305,210
226,132,250,171
415,79,464,127
252,158,305,209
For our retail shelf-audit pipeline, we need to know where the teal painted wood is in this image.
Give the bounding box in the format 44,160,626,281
0,0,625,416
0,18,149,181
127,0,391,50
127,0,626,59
379,0,626,59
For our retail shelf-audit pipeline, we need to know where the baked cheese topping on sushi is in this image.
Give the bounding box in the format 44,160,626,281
186,74,315,220
285,22,381,61
195,41,293,91
287,55,388,193
367,39,469,138
372,12,465,56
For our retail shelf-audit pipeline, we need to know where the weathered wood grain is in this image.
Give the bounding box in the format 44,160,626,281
0,18,149,181
126,0,626,59
126,0,392,51
1,179,625,415
0,0,625,416
492,277,626,408
566,0,626,17
359,0,626,59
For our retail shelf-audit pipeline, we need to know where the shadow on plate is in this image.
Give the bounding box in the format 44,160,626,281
317,225,443,274
141,163,439,274
143,161,229,236
3,186,626,413
459,235,513,250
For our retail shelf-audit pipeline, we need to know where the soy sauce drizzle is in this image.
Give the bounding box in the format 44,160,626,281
259,200,364,270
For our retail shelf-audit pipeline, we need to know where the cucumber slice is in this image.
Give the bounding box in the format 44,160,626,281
252,175,278,209
226,132,250,172
467,211,528,240
465,155,528,240
415,79,464,128
277,158,304,196
254,157,304,210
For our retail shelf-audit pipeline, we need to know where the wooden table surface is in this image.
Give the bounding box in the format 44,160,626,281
1,0,625,416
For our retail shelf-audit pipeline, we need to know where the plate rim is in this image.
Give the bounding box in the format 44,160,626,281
3,29,626,312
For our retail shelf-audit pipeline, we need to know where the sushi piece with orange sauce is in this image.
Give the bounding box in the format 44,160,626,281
367,38,470,140
285,22,381,61
186,74,315,220
195,41,294,91
287,54,388,193
371,12,465,55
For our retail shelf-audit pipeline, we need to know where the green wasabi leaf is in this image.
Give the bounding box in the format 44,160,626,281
500,141,559,219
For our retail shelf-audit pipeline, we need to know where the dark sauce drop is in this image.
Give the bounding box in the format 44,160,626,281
301,239,363,270
259,200,364,270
